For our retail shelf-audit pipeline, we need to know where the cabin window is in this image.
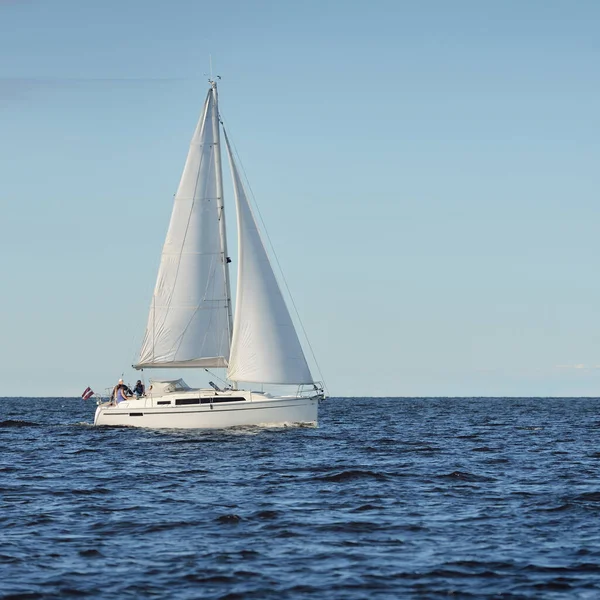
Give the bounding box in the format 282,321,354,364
129,413,144,417
200,397,246,404
157,401,171,406
175,398,200,406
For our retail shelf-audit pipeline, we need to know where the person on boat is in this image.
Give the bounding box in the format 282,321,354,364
111,379,121,402
113,379,132,404
133,380,145,397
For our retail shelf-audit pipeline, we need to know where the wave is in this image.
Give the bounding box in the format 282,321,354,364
352,504,382,512
216,514,243,524
0,419,39,428
439,471,496,483
313,520,384,533
573,491,600,503
252,510,280,520
314,469,391,483
537,503,574,512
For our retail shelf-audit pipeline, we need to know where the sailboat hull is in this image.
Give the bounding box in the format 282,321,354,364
94,391,319,429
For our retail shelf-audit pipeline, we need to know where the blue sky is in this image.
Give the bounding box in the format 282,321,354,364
1,0,599,397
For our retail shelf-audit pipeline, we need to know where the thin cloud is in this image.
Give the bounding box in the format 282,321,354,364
0,76,186,104
554,364,600,370
0,76,184,85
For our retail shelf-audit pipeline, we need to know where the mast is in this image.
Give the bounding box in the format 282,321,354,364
211,80,234,351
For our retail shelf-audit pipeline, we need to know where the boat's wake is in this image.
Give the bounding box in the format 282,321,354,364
228,421,318,434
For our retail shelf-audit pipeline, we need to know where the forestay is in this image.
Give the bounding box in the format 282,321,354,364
224,131,313,385
136,89,231,369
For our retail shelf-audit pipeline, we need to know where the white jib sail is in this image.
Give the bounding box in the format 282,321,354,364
224,131,313,385
136,90,231,369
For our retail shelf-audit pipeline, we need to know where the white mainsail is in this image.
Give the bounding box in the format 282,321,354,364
224,131,313,385
136,88,231,369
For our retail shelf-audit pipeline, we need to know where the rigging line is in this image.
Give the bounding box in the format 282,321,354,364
219,114,328,395
204,368,229,386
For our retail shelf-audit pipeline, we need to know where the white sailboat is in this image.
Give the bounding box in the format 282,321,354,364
94,80,323,429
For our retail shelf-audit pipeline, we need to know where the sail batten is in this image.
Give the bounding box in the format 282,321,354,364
135,89,231,369
223,131,313,385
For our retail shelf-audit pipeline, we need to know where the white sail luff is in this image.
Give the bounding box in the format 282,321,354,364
135,90,231,369
223,130,313,385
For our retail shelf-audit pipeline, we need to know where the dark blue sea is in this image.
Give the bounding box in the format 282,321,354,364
1,397,600,599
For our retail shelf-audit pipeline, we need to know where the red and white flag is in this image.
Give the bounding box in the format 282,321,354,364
81,387,94,400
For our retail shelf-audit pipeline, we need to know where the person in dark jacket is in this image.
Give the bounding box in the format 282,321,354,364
133,380,145,397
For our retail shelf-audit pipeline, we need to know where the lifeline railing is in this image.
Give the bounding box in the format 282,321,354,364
297,382,325,400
